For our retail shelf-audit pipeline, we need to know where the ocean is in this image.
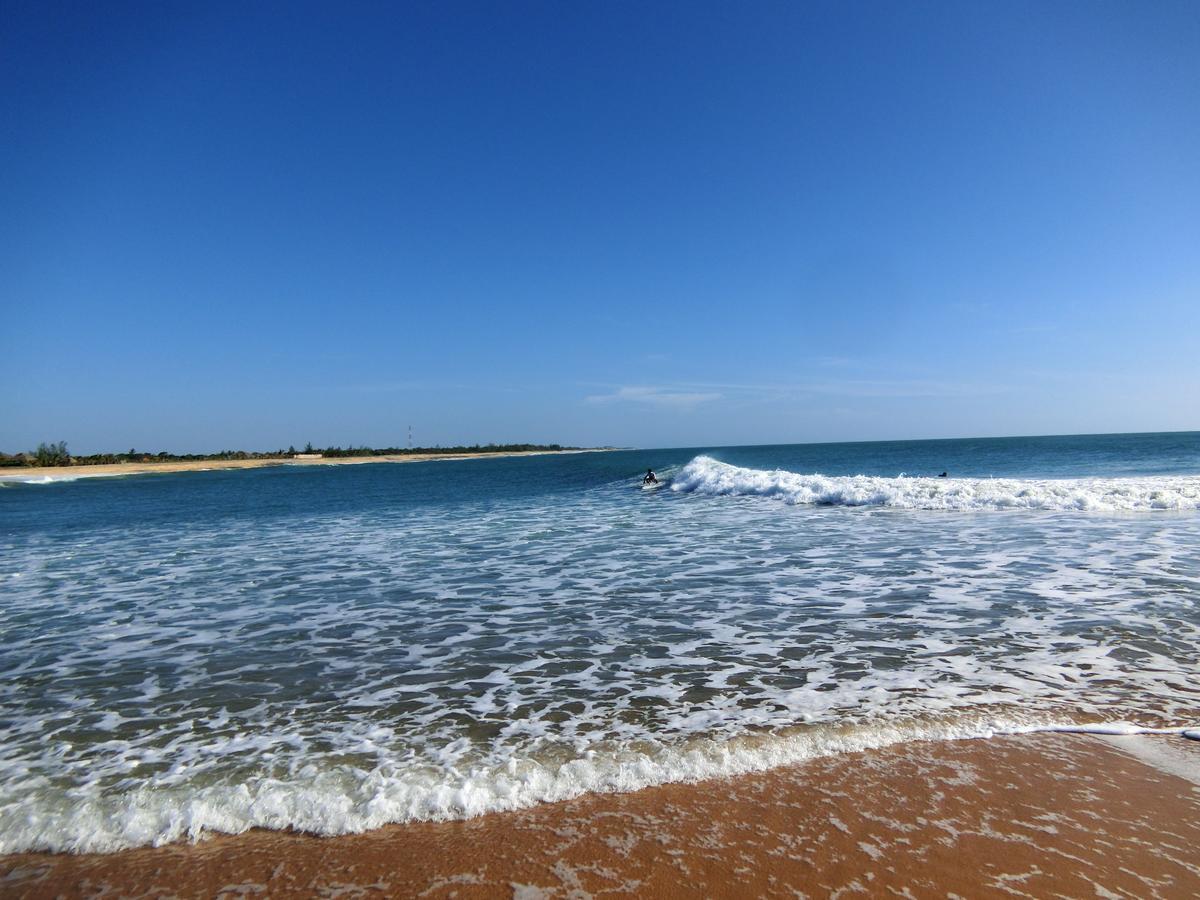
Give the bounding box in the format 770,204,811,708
2,431,1199,854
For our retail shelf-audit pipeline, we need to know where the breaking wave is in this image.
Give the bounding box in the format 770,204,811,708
2,715,1195,854
670,456,1200,511
0,471,132,485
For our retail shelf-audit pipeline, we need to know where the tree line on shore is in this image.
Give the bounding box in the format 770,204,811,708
0,441,581,468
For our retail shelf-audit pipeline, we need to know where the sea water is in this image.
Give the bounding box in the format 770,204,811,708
1,432,1198,853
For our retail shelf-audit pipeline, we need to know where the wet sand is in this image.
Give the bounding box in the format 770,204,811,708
4,732,1198,898
0,449,607,481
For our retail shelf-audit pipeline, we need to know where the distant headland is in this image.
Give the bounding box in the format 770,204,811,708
0,441,611,480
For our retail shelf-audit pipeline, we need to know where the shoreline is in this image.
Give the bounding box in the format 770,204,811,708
3,732,1197,898
0,448,612,482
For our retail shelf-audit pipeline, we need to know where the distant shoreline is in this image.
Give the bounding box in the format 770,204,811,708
0,448,614,482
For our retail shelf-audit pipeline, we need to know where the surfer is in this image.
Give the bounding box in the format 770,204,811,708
643,469,658,485
938,471,948,478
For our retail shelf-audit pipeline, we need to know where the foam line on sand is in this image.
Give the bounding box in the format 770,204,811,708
4,732,1198,898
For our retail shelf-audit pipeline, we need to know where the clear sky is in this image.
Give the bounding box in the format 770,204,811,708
2,1,1197,453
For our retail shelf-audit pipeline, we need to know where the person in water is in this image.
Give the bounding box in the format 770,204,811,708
938,471,948,478
643,469,658,485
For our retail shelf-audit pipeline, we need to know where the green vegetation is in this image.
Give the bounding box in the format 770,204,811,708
0,441,585,468
1,441,71,467
36,441,71,466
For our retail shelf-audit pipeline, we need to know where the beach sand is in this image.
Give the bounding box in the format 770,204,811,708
0,449,605,481
4,732,1198,898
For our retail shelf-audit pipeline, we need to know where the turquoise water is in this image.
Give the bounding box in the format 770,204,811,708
2,432,1199,852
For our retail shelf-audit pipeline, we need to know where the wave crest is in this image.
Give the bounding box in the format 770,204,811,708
670,456,1200,511
1,716,1192,853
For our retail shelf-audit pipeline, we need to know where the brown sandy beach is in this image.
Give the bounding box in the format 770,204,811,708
0,449,609,481
4,732,1198,899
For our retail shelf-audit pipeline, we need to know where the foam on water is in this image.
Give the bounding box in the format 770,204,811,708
2,713,1196,855
2,443,1199,853
671,455,1200,510
0,470,131,484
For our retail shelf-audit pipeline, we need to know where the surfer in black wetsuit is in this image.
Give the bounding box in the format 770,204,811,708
938,471,948,478
643,469,658,485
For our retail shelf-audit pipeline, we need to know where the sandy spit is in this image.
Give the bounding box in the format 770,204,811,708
0,449,613,481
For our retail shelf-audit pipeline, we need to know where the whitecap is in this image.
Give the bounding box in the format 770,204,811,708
670,456,1200,512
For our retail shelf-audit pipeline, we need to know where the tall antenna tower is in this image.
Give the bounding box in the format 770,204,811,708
408,425,412,450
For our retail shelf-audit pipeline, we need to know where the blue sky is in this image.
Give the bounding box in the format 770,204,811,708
2,1,1197,452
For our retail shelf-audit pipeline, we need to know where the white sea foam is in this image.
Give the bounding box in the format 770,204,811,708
2,715,1196,854
671,456,1200,511
0,470,130,484
3,452,1199,854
